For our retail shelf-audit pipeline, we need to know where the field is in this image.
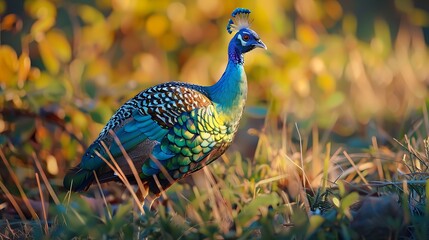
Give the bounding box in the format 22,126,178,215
1,0,429,239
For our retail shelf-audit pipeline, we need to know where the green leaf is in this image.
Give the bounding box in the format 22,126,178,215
83,80,97,98
332,197,340,208
341,192,359,211
306,215,325,237
45,80,67,101
12,118,35,144
113,201,133,222
323,92,345,110
90,103,113,124
236,193,281,227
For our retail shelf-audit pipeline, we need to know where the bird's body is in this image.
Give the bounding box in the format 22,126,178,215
64,8,266,195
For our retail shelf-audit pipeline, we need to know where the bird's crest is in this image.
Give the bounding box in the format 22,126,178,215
226,8,252,34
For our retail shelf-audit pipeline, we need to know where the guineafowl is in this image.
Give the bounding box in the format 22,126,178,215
63,8,266,196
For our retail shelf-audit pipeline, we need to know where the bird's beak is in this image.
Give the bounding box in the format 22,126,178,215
255,39,267,50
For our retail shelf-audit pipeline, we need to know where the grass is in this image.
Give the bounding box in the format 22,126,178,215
1,112,429,239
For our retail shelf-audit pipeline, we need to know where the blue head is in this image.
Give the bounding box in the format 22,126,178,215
230,28,266,54
227,8,266,63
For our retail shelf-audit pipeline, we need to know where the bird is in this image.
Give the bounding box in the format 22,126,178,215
63,8,266,197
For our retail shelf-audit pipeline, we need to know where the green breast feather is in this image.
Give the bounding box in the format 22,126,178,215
142,104,234,181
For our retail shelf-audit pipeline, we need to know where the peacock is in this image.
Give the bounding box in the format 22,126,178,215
63,8,266,197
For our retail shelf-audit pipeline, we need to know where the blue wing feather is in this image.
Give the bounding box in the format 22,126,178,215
108,110,168,156
80,142,106,170
81,110,168,170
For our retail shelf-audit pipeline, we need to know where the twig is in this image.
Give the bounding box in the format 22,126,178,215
32,153,60,205
109,130,148,201
253,174,289,198
394,137,428,169
0,149,39,219
295,123,306,189
0,107,86,149
0,181,26,220
93,171,112,220
35,173,49,236
327,180,428,191
97,140,144,213
343,151,370,186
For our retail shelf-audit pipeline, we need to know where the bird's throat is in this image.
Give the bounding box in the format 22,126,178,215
228,44,244,65
208,60,247,124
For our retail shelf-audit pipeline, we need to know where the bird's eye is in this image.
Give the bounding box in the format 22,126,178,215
243,34,250,41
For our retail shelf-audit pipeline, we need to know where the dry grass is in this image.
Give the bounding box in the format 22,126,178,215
4,113,428,238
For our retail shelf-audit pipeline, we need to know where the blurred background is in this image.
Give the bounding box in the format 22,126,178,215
1,0,429,189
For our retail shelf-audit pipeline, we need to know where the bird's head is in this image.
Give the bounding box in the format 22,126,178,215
231,28,266,54
227,8,266,55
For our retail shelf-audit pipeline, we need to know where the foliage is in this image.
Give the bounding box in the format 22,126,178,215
1,0,429,239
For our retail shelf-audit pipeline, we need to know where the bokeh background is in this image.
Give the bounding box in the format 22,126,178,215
1,0,429,202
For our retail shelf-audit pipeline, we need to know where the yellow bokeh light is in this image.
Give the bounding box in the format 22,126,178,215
296,24,319,48
46,155,59,175
167,2,186,22
146,14,169,37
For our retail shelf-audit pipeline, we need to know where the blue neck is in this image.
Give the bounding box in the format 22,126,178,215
206,44,247,121
228,43,244,65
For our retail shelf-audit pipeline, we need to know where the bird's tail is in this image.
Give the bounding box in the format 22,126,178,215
63,165,94,192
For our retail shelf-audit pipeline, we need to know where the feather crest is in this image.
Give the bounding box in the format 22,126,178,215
226,8,251,34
